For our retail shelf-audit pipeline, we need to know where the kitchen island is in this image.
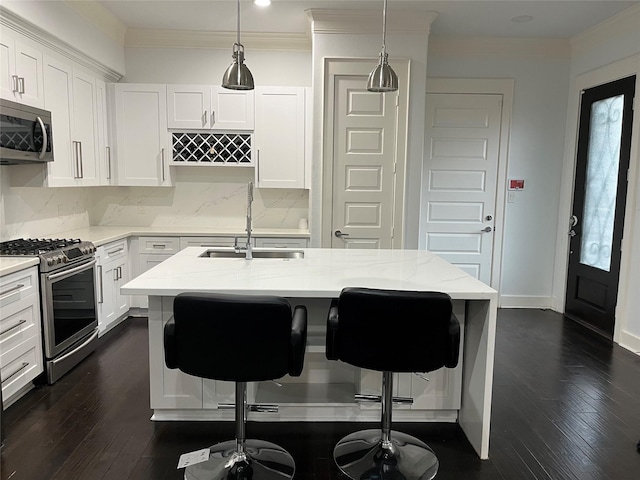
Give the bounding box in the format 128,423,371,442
121,247,498,459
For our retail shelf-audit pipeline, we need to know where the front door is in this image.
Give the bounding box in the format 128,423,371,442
422,93,503,284
330,75,398,249
565,75,636,337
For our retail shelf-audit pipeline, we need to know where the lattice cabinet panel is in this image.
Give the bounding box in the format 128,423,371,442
171,132,252,165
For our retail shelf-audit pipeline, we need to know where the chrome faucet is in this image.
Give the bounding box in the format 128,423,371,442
234,182,254,260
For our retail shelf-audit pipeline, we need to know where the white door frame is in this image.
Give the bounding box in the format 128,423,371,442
551,55,640,346
321,57,410,249
424,78,514,294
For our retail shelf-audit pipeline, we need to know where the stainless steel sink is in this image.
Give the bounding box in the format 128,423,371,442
200,249,304,259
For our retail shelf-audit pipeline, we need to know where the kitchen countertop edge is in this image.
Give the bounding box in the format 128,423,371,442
0,257,40,277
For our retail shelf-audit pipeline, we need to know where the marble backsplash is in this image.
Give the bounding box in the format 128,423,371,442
1,167,309,241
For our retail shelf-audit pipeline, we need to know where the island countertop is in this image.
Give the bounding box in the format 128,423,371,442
121,247,497,300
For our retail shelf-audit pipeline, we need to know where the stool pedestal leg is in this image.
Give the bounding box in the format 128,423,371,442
184,382,295,480
333,372,439,480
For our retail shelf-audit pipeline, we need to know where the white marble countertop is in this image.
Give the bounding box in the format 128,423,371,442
0,257,40,277
121,247,497,300
48,226,310,247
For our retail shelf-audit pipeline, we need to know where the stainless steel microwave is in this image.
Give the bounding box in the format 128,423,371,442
0,98,53,165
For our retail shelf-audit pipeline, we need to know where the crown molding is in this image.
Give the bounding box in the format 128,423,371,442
571,2,640,56
0,7,122,82
63,0,126,46
306,9,438,36
429,35,571,59
125,28,311,51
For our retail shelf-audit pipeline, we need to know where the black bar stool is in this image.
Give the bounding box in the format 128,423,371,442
326,287,461,480
165,292,307,480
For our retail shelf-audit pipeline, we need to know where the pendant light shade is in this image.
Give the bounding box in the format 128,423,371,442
222,0,254,90
367,0,398,93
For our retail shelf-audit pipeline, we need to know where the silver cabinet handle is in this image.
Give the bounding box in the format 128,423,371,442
0,283,25,297
0,319,28,336
1,362,29,384
73,141,80,178
79,141,84,178
106,247,125,256
106,146,111,180
161,148,166,182
36,116,48,160
334,230,349,238
211,110,215,125
97,265,104,304
18,76,25,94
256,149,260,181
203,110,207,127
481,226,493,233
11,75,19,92
152,244,167,249
118,266,123,280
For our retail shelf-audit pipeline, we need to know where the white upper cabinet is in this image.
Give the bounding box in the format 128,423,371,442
0,29,44,108
254,86,305,189
167,85,254,130
111,83,172,186
42,56,100,187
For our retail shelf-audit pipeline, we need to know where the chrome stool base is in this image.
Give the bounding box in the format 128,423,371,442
334,429,438,480
184,439,295,480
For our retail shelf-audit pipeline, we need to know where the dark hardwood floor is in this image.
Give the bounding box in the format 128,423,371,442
2,309,640,479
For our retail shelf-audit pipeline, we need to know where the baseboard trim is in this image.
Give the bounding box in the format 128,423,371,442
618,330,640,355
499,295,552,309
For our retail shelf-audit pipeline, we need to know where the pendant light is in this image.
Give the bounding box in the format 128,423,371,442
367,0,398,93
222,0,254,90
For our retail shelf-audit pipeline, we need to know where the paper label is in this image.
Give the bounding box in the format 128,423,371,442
177,448,210,469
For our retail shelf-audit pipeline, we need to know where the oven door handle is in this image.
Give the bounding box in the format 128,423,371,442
50,329,99,366
47,258,97,282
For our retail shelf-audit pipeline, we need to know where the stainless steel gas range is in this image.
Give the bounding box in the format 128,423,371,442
0,238,98,384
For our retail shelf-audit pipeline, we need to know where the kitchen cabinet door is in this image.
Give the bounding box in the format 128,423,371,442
167,85,254,130
0,29,44,108
71,69,100,185
95,79,114,184
167,84,210,129
97,241,130,336
255,87,305,188
211,87,254,130
111,84,172,186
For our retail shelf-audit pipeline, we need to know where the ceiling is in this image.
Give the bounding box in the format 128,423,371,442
94,0,640,39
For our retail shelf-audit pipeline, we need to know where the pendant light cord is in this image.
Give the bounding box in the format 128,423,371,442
381,0,388,56
236,0,241,46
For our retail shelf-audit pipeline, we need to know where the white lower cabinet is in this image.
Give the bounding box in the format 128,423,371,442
96,240,130,336
0,266,43,408
135,237,180,309
179,236,236,250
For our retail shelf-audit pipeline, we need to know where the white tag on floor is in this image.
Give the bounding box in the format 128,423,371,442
177,448,210,469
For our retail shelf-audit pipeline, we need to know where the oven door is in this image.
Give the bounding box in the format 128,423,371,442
41,258,98,359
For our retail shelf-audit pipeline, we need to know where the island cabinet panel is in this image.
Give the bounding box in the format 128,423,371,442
148,297,203,409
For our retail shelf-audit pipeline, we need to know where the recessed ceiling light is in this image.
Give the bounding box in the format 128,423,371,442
511,15,534,23
254,0,271,6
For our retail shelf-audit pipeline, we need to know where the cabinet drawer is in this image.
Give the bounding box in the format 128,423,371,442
0,294,39,356
102,239,128,262
179,236,236,250
254,237,308,249
1,335,43,402
139,237,180,254
0,267,38,309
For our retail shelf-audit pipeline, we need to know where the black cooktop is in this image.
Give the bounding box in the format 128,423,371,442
0,238,82,256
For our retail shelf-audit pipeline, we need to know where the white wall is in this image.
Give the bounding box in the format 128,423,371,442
123,47,311,86
425,38,571,307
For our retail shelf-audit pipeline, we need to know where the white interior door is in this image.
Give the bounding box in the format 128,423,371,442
331,75,398,249
423,93,503,284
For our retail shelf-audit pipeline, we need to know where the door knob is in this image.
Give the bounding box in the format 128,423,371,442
481,226,493,233
334,230,349,238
